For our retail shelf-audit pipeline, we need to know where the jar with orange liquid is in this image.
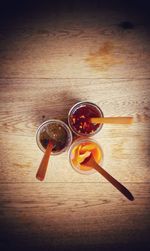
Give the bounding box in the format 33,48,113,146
69,138,103,175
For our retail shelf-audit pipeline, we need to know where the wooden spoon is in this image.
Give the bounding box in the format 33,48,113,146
81,154,134,201
36,142,53,181
90,117,133,124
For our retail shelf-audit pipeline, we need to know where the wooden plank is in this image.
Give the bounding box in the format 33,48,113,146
0,183,150,251
0,2,149,251
0,78,149,182
0,11,149,79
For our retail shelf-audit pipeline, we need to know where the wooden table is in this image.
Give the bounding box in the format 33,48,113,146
0,1,150,251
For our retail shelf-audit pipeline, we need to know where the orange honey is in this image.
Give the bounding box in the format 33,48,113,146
70,140,103,173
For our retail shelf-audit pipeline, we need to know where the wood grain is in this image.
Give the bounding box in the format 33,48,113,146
0,183,150,251
0,2,150,251
0,11,149,79
0,79,149,182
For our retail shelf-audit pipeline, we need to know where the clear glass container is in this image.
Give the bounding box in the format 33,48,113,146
68,101,104,137
68,138,104,175
36,119,73,155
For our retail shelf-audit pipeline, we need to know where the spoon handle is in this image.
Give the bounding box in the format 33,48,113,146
93,161,134,201
84,155,134,201
36,142,53,181
90,117,133,124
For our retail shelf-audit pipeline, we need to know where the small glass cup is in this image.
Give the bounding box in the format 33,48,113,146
36,119,73,155
68,138,104,175
68,101,104,137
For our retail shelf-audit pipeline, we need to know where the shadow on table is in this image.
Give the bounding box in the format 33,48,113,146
33,90,81,127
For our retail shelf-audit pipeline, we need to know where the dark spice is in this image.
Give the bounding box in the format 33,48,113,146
69,104,102,134
40,122,68,152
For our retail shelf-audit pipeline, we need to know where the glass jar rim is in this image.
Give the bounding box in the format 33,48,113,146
68,138,104,175
36,119,73,155
68,101,104,137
